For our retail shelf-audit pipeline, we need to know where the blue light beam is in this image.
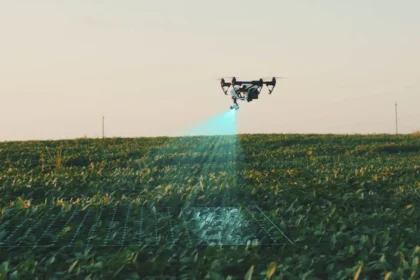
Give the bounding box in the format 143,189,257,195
186,110,238,137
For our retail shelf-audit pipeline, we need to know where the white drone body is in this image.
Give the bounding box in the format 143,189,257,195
219,77,281,110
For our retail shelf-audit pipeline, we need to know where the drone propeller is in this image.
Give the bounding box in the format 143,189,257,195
257,77,284,94
261,76,286,80
217,76,237,80
219,77,236,95
218,77,237,86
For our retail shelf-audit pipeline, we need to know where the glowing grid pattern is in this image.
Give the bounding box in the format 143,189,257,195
0,204,291,248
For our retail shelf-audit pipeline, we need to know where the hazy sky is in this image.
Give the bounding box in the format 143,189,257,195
1,0,419,141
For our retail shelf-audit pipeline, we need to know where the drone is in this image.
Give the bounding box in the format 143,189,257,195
219,77,282,110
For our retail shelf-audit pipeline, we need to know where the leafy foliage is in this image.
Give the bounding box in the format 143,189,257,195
0,134,419,279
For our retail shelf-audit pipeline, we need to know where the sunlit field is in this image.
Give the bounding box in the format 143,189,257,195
1,134,419,279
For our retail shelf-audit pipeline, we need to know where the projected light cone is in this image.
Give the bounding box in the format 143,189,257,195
137,108,243,208
187,110,238,136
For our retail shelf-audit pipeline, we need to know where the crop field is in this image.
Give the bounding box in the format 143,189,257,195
0,134,420,279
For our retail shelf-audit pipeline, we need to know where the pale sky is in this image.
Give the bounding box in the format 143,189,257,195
1,0,419,141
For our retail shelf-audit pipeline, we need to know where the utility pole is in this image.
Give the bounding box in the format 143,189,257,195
102,115,105,139
395,102,398,135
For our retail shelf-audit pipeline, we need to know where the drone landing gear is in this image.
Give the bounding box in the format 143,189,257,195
231,97,239,110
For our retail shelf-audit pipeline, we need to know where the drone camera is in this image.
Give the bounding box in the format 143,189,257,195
230,104,239,110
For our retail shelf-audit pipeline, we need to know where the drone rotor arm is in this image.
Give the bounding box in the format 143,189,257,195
263,81,276,94
221,82,231,95
267,85,275,94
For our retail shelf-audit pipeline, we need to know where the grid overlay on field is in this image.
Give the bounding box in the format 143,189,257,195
0,204,291,248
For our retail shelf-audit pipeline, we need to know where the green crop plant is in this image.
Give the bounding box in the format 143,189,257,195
0,134,419,279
